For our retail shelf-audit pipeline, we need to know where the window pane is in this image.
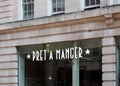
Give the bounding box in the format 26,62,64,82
116,37,120,86
23,0,34,19
24,11,27,19
32,3,34,10
28,11,31,15
26,0,31,2
61,0,64,3
57,3,62,11
18,40,102,86
96,0,100,4
57,0,61,3
52,0,64,13
23,0,26,3
85,0,89,6
52,4,56,12
91,0,95,5
61,2,64,11
52,0,56,4
23,5,27,11
31,11,34,16
28,4,32,11
79,40,102,86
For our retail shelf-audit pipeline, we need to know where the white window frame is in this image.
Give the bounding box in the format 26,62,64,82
85,0,100,9
22,0,34,19
51,0,65,15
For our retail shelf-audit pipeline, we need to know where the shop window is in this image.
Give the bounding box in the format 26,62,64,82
18,39,102,86
85,0,100,9
52,0,65,14
22,0,34,19
79,39,102,86
115,37,120,86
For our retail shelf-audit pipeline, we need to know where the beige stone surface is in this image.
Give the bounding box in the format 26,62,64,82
102,37,115,46
103,72,116,80
0,47,17,55
100,0,107,7
12,0,19,21
0,11,11,18
102,55,115,63
0,84,17,86
0,62,17,69
65,0,83,13
0,77,17,83
0,0,11,7
0,54,17,62
34,0,48,18
0,0,12,23
0,69,17,76
102,46,115,55
102,64,116,72
0,6,11,13
103,81,115,86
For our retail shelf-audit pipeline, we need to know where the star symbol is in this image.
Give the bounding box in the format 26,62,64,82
27,54,31,59
85,49,90,55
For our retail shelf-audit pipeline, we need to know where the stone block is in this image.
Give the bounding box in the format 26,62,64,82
102,81,116,86
102,55,115,63
0,69,17,76
102,37,115,46
0,77,17,83
102,63,115,72
0,62,17,69
102,72,116,80
102,46,115,55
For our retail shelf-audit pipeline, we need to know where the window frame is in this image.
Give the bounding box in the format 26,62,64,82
51,0,65,15
22,0,34,19
85,0,100,9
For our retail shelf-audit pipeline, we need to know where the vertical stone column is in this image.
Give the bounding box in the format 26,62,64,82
102,37,116,86
0,47,18,86
72,42,79,86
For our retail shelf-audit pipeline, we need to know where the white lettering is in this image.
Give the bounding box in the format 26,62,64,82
65,48,69,59
40,50,43,61
74,47,78,58
44,50,47,61
56,49,60,60
79,47,82,58
49,51,53,60
70,47,74,59
61,49,65,59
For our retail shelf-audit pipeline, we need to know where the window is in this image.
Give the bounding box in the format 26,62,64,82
116,37,120,86
85,0,100,9
52,0,65,14
18,39,102,86
23,0,34,19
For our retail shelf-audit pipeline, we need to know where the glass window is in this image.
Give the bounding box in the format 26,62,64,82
23,0,34,19
85,0,100,9
115,37,120,86
79,39,102,86
18,39,102,86
52,0,65,14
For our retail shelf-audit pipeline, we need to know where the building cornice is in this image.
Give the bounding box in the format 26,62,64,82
1,5,120,34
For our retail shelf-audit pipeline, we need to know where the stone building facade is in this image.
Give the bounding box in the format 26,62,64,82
0,0,120,86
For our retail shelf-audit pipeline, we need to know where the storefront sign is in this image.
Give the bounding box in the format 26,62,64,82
26,47,90,61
